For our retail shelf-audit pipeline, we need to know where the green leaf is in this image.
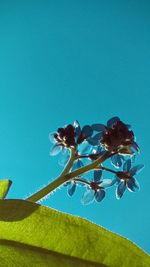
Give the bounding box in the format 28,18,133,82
0,200,149,267
0,180,12,199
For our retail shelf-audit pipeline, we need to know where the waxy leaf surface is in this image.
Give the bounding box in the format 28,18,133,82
0,200,149,267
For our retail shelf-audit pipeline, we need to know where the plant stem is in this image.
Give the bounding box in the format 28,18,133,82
100,166,117,174
74,177,90,186
26,148,76,202
77,152,101,159
26,150,112,203
60,148,76,176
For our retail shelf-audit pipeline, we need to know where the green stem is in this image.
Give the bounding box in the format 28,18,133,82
26,148,76,202
60,148,76,176
26,150,112,203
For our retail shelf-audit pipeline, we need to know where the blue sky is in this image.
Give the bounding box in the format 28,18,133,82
0,0,150,254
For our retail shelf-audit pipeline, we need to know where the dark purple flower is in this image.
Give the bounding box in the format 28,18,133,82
100,117,139,155
54,124,76,148
49,121,93,156
49,124,76,156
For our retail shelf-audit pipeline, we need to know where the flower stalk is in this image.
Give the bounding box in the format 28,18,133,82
25,117,144,205
26,150,111,202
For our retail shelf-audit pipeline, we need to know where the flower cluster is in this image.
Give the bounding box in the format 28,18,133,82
49,121,93,156
49,117,144,205
100,117,139,154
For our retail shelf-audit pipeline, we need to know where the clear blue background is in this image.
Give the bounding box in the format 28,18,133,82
0,0,149,254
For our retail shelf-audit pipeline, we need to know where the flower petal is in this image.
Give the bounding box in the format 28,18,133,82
94,170,102,182
82,125,93,137
87,137,99,146
127,178,140,192
63,181,71,187
71,159,84,171
116,181,126,199
119,146,134,155
49,132,56,144
132,142,140,153
78,159,84,168
78,141,92,154
90,146,104,155
129,164,145,176
114,175,120,185
100,179,115,188
73,120,81,137
93,132,103,141
107,117,120,128
95,190,105,202
91,124,106,132
58,151,70,166
81,189,95,205
123,159,132,172
111,155,123,168
67,182,76,196
126,124,131,129
81,157,91,166
50,144,62,156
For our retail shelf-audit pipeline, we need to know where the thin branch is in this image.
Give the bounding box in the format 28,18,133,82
73,177,90,186
26,150,114,202
99,166,117,174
